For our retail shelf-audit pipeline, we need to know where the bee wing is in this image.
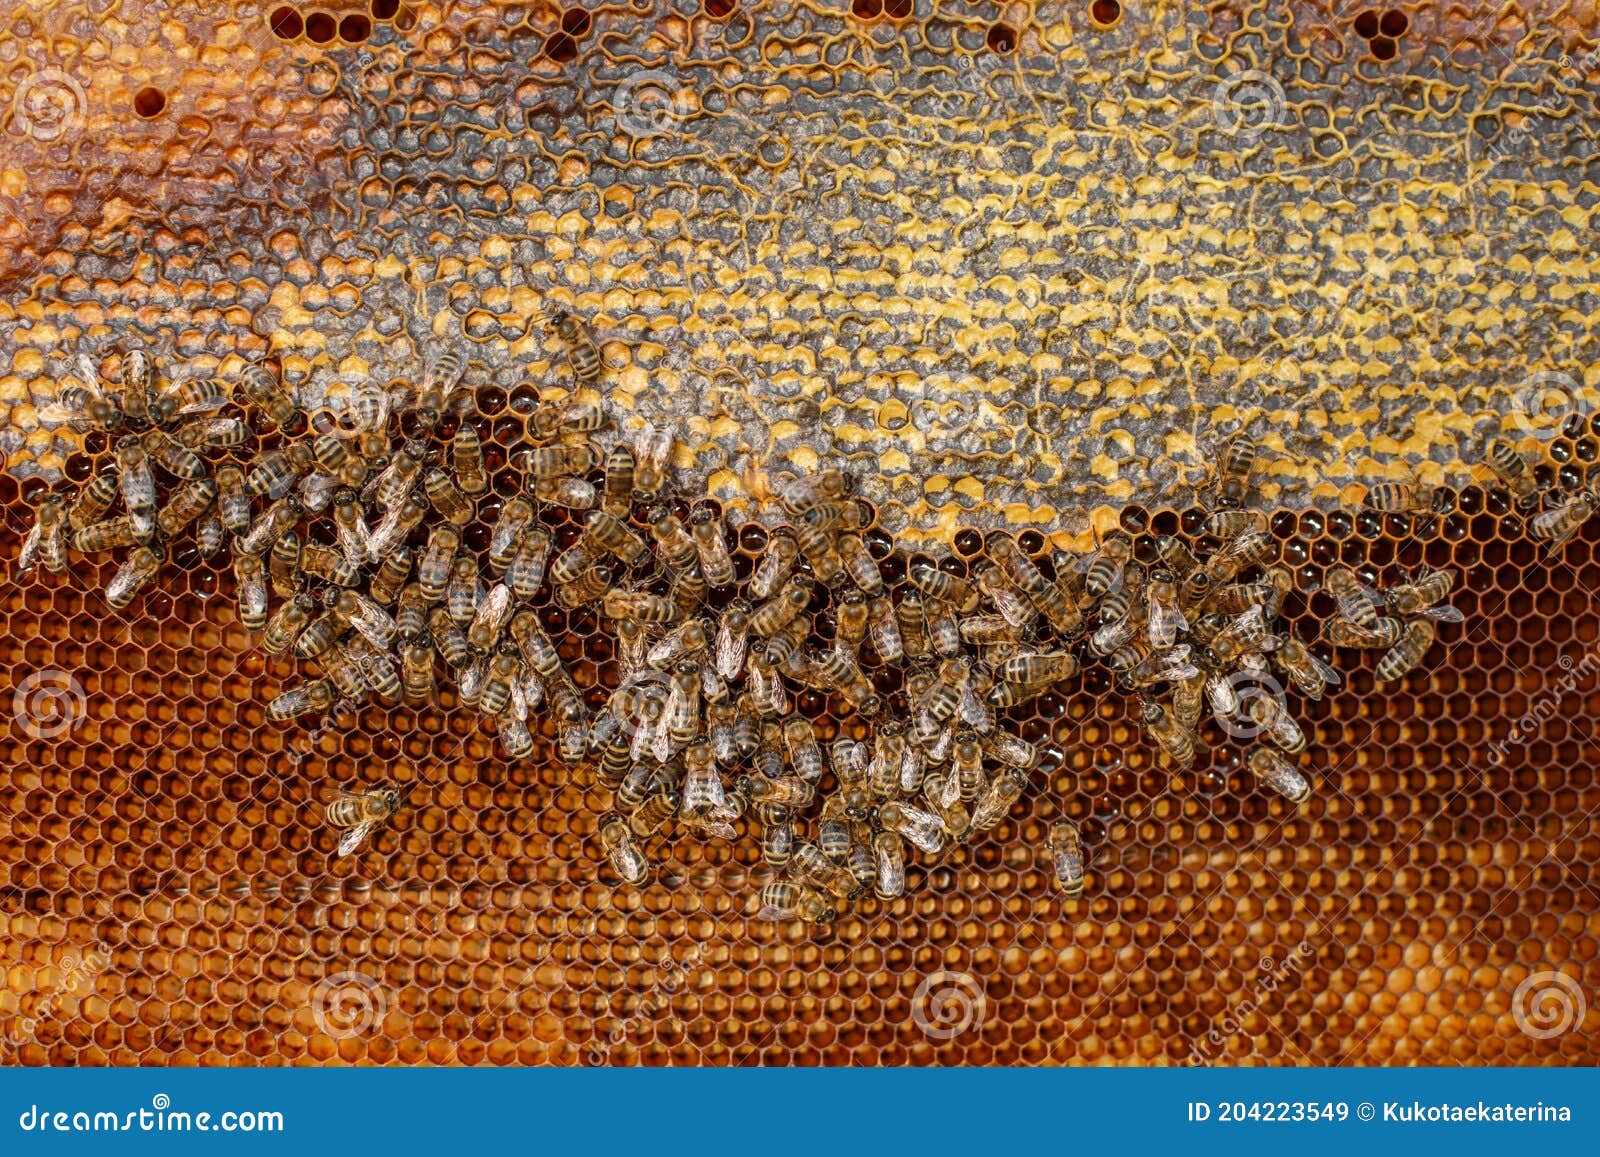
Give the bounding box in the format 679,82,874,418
338,821,375,857
1309,652,1343,684
1420,605,1465,624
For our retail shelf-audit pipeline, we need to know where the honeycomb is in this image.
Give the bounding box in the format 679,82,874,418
2,0,1600,1065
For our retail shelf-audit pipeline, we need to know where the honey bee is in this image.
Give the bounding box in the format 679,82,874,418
347,634,402,702
267,678,335,721
1325,567,1385,627
133,429,201,484
556,564,614,609
749,529,800,600
545,310,605,382
923,597,962,658
268,530,302,597
1147,570,1188,648
645,618,709,672
424,467,474,526
415,351,466,430
532,399,606,439
510,611,564,679
48,374,123,432
238,363,299,428
690,507,736,586
1049,820,1086,898
872,831,906,899
1214,432,1260,506
326,786,404,857
632,420,673,500
793,842,861,898
300,544,361,588
74,514,148,554
1246,692,1306,753
1083,537,1131,602
967,771,1024,835
1530,489,1600,549
19,495,68,574
244,441,313,499
985,533,1082,635
598,444,635,518
263,592,315,654
394,582,432,641
748,578,811,637
400,640,436,704
582,509,648,567
429,606,474,668
104,543,163,609
599,815,650,884
1326,616,1402,649
486,495,533,575
1206,569,1290,617
118,347,156,424
777,469,849,516
1201,528,1277,588
375,441,428,512
1486,437,1538,503
1274,636,1342,699
322,494,366,570
114,435,157,536
1142,700,1197,767
323,640,373,701
1364,474,1440,515
1247,747,1311,804
450,424,487,494
212,464,250,534
195,510,225,558
153,479,217,539
868,595,905,662
236,495,301,557
536,476,600,512
442,556,479,628
323,587,394,648
907,559,980,612
681,740,728,818
66,473,118,531
1202,509,1267,538
758,881,835,924
507,528,552,599
174,416,249,451
310,431,364,485
994,650,1075,687
646,506,698,570
478,651,521,717
1384,568,1463,621
292,613,338,660
499,714,536,760
523,445,595,485
366,492,429,563
1375,618,1436,682
1172,668,1207,730
233,552,270,630
151,374,227,426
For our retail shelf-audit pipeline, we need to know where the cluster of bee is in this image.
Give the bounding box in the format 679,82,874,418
33,327,1584,924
